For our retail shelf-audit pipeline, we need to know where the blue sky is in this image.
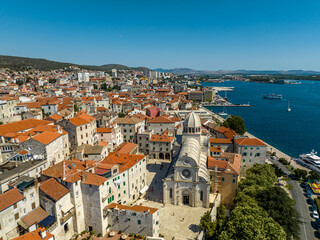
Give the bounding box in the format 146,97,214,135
1,0,320,70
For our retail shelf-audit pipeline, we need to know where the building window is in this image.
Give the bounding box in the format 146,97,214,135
243,159,245,162
123,182,126,186
232,179,236,183
32,202,36,209
200,191,203,201
15,213,19,220
124,190,126,194
242,152,247,156
170,188,173,198
222,177,225,182
256,153,260,157
64,223,69,232
118,193,121,197
138,220,141,225
14,203,17,209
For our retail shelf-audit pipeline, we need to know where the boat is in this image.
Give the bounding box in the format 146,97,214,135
262,93,283,100
288,100,291,112
298,150,320,170
219,106,228,116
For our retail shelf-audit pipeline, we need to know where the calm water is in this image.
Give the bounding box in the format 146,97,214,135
202,80,320,157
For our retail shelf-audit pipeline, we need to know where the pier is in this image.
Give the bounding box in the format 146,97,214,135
201,102,251,107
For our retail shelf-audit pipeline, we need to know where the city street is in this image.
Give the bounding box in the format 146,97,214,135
269,157,318,240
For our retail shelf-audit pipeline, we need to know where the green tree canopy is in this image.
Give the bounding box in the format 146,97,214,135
222,115,246,135
254,186,300,240
219,204,286,240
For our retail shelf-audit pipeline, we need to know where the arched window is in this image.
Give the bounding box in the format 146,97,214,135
200,190,203,201
170,188,173,198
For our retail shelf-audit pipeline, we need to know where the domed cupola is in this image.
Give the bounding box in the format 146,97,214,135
183,111,201,134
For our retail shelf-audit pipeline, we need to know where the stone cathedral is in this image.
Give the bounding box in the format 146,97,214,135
163,111,210,208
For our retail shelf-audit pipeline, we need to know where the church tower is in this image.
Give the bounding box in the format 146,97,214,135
182,111,202,144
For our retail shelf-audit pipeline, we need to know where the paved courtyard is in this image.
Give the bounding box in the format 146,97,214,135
136,160,209,240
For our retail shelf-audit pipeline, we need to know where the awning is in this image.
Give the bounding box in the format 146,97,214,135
140,185,149,195
17,220,29,230
61,202,74,215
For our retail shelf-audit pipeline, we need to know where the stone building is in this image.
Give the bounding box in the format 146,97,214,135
163,112,210,208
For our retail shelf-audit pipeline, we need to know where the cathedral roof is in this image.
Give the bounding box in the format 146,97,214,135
183,111,201,129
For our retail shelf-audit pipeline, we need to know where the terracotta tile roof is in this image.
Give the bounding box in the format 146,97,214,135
106,203,158,214
97,128,113,133
98,140,109,146
0,188,24,212
76,112,95,122
104,153,145,172
0,119,52,136
11,227,54,240
45,114,63,121
207,157,228,169
40,178,70,201
21,207,49,227
116,116,143,125
113,142,138,154
235,138,266,146
19,150,29,155
69,116,89,126
80,171,107,186
42,160,90,181
210,147,222,152
148,116,174,123
210,138,233,144
150,134,174,143
217,126,237,139
32,131,62,145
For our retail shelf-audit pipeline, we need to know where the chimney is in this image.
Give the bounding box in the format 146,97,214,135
39,229,47,239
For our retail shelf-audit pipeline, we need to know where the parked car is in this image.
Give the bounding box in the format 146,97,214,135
313,204,318,212
301,182,308,188
308,197,314,205
313,210,319,219
316,218,320,228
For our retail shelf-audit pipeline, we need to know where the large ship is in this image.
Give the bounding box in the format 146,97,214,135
262,93,283,100
297,150,320,171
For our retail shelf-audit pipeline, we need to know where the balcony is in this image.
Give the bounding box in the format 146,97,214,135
60,208,75,223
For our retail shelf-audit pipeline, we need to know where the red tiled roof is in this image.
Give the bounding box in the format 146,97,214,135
148,116,174,123
235,138,266,146
32,131,62,145
40,178,70,201
106,203,158,214
11,227,54,240
0,119,52,136
113,142,138,154
210,138,233,144
0,188,24,212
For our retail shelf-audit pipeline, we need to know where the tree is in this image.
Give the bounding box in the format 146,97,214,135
199,205,227,239
293,168,307,181
271,164,284,177
308,170,320,182
222,115,246,135
219,204,286,240
254,186,300,240
118,113,126,118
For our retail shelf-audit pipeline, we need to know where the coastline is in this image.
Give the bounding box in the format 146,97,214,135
202,107,292,160
244,132,292,161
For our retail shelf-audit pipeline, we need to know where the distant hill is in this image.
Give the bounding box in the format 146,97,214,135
154,68,320,76
0,55,150,72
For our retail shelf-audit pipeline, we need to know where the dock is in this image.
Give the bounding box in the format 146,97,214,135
201,103,251,107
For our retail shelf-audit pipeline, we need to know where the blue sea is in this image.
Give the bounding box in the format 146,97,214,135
202,80,320,157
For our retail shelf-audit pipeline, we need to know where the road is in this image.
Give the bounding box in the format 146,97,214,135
269,157,317,240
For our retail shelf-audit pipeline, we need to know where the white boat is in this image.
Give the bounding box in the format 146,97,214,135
288,100,291,112
299,150,320,169
219,106,228,116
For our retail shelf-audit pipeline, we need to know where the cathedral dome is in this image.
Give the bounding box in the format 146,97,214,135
183,111,201,129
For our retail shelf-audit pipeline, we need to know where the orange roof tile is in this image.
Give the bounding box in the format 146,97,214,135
106,203,158,214
97,128,113,133
0,188,24,212
113,142,138,154
40,178,69,201
210,138,233,144
81,171,107,186
235,138,266,146
150,134,174,143
32,131,62,145
11,227,54,240
0,119,52,136
148,116,174,123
